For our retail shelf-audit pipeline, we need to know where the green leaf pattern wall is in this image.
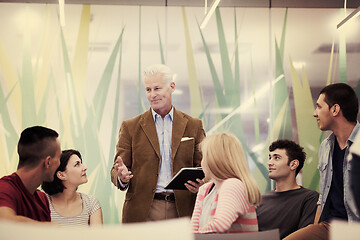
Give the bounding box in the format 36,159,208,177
0,3,359,223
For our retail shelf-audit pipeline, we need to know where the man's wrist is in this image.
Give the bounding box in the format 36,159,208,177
117,176,129,189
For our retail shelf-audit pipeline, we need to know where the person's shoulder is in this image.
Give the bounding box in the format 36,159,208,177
79,193,100,204
220,179,248,200
0,173,20,191
122,110,151,126
223,177,243,184
0,174,12,184
0,173,17,181
198,181,214,194
80,192,93,200
35,190,48,202
320,132,334,147
175,109,201,122
222,178,245,189
79,193,101,214
298,187,319,197
126,111,150,122
284,187,318,203
258,191,277,208
0,175,19,209
174,110,203,131
261,190,277,198
200,181,214,190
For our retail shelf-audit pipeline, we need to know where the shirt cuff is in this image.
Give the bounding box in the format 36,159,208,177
118,176,129,190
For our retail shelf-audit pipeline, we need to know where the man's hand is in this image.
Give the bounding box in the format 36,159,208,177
185,178,205,193
114,156,133,183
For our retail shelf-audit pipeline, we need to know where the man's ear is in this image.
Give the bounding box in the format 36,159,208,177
331,104,340,116
170,81,176,92
44,156,51,169
290,160,299,171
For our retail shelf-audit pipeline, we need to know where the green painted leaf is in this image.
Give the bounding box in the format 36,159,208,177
289,57,321,190
197,21,228,111
182,7,203,117
215,8,234,99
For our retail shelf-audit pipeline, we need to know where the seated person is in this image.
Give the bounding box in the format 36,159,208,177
42,149,103,226
0,126,61,223
256,140,318,239
191,133,261,233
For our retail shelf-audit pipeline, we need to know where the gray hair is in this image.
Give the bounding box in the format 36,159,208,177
143,64,175,84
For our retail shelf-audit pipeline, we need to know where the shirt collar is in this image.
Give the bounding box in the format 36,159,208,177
348,121,360,144
327,121,360,146
151,107,174,121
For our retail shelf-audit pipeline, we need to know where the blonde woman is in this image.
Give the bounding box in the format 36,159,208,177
191,133,261,233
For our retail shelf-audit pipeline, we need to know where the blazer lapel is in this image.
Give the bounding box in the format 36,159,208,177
140,110,161,159
171,108,188,161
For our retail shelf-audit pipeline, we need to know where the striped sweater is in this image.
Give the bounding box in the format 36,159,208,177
191,178,258,233
46,193,101,227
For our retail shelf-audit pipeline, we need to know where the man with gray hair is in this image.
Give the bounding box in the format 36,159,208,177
111,64,206,223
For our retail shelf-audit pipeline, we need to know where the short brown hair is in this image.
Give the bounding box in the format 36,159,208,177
17,126,59,168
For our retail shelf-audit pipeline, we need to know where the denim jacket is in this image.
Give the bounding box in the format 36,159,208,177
317,122,360,222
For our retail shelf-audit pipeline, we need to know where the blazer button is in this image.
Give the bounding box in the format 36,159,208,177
152,189,155,193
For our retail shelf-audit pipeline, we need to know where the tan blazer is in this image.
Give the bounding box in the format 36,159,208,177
111,108,206,223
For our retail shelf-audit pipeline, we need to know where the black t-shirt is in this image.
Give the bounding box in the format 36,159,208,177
256,187,319,239
327,139,348,221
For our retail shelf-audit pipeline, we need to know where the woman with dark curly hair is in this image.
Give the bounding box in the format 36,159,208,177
42,149,103,226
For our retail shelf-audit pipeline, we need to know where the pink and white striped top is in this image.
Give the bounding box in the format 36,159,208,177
191,178,258,233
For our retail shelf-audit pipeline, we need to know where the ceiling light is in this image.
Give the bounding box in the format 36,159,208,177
200,0,221,30
337,5,360,29
59,0,65,26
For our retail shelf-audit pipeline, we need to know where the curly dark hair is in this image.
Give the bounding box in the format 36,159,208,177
269,139,306,176
42,149,82,195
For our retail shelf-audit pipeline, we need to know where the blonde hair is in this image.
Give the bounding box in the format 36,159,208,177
200,132,261,206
